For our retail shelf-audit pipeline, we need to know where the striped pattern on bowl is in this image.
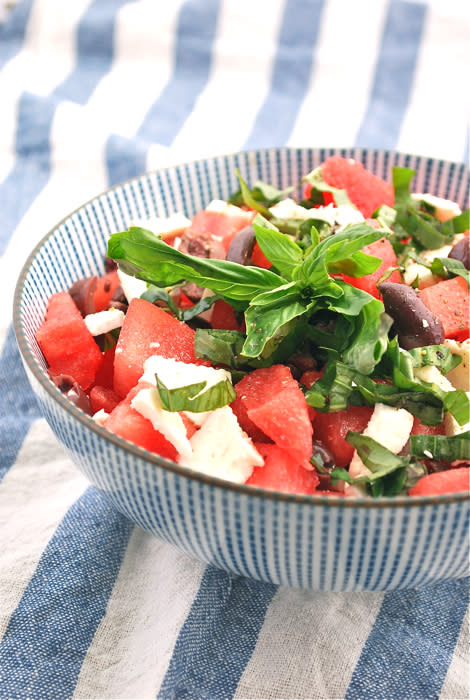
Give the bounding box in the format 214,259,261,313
14,148,470,591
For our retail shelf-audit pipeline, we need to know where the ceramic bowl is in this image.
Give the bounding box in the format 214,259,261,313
13,147,470,591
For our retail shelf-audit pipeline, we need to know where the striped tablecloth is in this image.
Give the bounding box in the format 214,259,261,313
0,1,468,698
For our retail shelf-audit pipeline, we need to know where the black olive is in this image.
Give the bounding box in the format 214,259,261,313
226,225,256,265
448,236,470,270
378,282,444,350
68,276,98,316
107,285,128,313
51,374,92,415
312,441,336,470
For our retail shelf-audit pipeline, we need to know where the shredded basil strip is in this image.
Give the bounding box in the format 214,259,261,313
302,166,355,208
392,167,459,250
431,257,470,287
328,432,426,497
407,344,462,374
155,374,236,413
409,431,470,463
141,284,219,321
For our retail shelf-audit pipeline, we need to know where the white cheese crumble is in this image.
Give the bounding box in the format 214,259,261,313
205,200,247,217
84,308,125,336
140,355,232,394
269,199,364,231
348,403,414,480
92,409,109,426
444,339,470,391
178,406,263,483
414,364,454,392
130,212,190,239
411,193,461,222
130,386,192,459
444,392,470,437
117,268,148,303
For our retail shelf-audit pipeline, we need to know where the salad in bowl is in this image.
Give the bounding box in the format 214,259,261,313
33,154,470,499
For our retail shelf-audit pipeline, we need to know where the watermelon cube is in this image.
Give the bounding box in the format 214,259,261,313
246,443,319,494
231,365,313,464
104,384,179,459
36,292,103,390
113,298,202,398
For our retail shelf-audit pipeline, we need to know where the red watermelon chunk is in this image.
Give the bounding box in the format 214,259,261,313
104,384,179,459
341,237,402,299
320,155,394,218
246,443,319,494
36,292,103,390
185,208,256,253
93,269,120,312
231,365,313,463
89,385,121,415
113,298,202,398
314,405,374,468
408,467,469,496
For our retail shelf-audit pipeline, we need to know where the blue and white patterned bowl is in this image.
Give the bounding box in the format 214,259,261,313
13,148,470,591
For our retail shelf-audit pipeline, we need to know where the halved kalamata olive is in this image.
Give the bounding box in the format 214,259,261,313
181,282,205,302
108,285,128,312
104,257,118,272
179,235,226,260
448,236,470,270
379,282,444,350
312,441,336,470
51,374,92,415
226,225,256,265
68,276,97,316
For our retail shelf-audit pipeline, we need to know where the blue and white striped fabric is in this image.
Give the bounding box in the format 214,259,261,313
0,1,468,697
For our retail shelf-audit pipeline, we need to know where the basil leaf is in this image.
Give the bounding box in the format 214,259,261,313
395,203,448,250
108,227,284,301
352,372,445,425
341,302,392,375
302,166,355,207
408,344,462,375
304,361,355,411
194,329,247,369
392,166,416,206
441,209,470,237
141,284,219,321
431,257,470,287
410,431,470,463
328,432,420,497
194,329,273,370
234,169,271,216
391,167,456,250
444,390,470,427
252,215,303,279
156,374,236,413
242,293,306,358
230,177,295,209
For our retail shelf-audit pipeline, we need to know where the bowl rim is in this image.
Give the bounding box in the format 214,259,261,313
13,146,470,509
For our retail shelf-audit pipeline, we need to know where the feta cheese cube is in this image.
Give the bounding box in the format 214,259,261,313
205,200,247,217
412,193,461,222
444,339,470,391
179,406,263,483
117,268,148,303
92,409,109,426
140,355,232,395
349,403,414,479
84,308,125,336
130,212,190,239
444,391,470,437
414,364,454,392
